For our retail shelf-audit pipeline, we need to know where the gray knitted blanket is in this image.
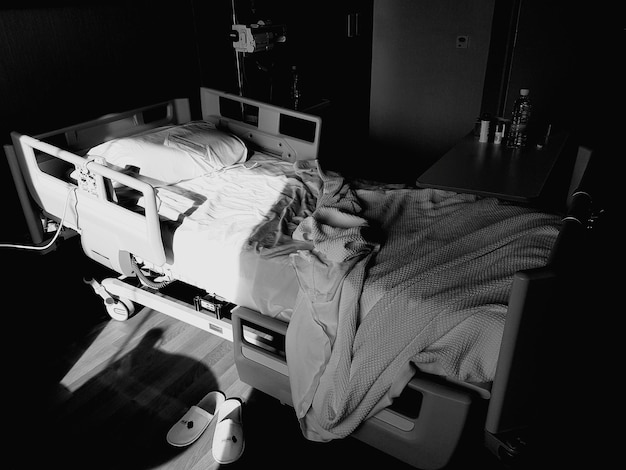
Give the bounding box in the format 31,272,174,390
286,168,560,441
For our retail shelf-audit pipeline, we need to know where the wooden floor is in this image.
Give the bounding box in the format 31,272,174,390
4,234,611,470
6,300,508,470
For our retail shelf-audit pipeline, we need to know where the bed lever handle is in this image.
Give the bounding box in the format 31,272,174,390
84,277,115,304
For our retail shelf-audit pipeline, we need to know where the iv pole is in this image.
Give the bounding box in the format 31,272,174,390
231,0,245,96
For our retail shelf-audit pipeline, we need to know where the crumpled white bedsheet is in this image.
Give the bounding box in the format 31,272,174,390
286,168,561,442
140,154,322,319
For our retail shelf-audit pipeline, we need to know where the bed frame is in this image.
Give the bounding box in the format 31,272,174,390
4,88,597,469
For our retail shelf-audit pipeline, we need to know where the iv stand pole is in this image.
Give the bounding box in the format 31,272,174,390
231,0,245,96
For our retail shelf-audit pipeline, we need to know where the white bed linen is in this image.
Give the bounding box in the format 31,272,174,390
285,168,561,441
138,153,322,321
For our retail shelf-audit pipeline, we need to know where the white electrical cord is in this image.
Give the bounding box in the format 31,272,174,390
0,187,76,251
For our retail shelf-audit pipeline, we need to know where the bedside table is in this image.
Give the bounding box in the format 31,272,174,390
416,132,569,203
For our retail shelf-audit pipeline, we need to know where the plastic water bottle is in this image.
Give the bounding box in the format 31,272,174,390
506,88,532,149
290,65,301,110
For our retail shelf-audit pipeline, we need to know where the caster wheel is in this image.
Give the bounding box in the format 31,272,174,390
105,296,135,321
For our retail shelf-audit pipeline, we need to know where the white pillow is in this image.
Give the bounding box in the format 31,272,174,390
87,121,248,185
164,121,248,169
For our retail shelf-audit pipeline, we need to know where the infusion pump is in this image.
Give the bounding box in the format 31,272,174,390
230,21,286,54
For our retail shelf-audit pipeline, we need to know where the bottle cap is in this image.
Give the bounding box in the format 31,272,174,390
520,88,529,96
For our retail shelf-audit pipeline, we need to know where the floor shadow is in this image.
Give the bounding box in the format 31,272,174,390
9,325,219,470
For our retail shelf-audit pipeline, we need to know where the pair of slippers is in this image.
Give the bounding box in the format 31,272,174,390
166,391,244,464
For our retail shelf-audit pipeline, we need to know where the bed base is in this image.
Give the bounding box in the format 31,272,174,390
232,305,487,469
5,88,598,469
91,277,234,340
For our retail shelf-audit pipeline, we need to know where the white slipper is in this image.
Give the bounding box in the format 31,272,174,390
166,390,226,447
212,398,245,464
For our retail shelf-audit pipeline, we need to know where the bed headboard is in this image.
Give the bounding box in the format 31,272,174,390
200,87,321,162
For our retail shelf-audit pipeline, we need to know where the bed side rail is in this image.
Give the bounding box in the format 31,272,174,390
10,133,166,272
199,87,321,162
36,98,190,154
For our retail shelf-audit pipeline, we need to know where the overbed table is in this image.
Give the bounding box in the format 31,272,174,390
416,132,569,203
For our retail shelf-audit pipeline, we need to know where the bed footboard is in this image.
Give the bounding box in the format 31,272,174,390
351,375,487,470
231,306,488,470
484,188,596,464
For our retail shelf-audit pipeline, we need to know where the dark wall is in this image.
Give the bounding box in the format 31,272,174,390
192,0,240,95
368,0,495,177
481,0,620,152
480,0,619,206
0,3,205,139
503,1,617,150
0,2,204,242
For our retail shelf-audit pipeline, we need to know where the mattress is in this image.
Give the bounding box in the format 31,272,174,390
137,152,322,321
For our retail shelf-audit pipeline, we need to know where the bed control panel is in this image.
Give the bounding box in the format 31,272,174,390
75,156,105,196
75,156,116,202
194,293,234,320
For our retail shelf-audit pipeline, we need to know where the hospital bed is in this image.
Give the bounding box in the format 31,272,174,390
5,88,598,469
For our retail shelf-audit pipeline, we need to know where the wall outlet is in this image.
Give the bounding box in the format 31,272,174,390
456,35,469,49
